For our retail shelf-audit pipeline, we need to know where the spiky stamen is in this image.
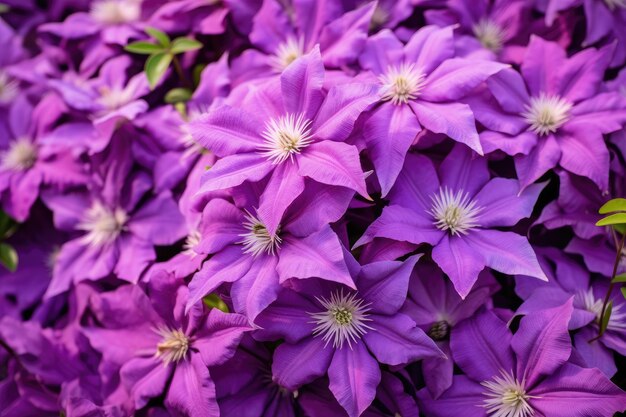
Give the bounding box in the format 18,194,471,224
309,289,374,349
430,187,482,236
1,138,37,171
77,202,128,247
379,63,426,105
270,37,305,72
579,289,626,332
472,19,506,52
90,0,141,24
183,229,202,257
428,320,451,341
0,71,19,104
239,211,281,256
522,93,572,136
259,113,313,164
155,327,189,365
482,371,536,417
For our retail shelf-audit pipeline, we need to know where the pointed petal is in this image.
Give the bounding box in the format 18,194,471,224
358,29,404,74
559,125,609,192
194,309,250,366
121,357,171,409
418,376,486,417
165,355,219,417
521,36,566,96
486,68,531,114
281,46,325,120
258,162,305,236
128,192,186,246
254,289,317,343
272,337,334,389
232,255,281,320
387,153,440,209
403,26,455,75
431,234,486,298
474,178,544,228
197,153,273,194
514,134,561,190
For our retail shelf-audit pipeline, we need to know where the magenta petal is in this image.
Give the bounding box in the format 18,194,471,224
521,36,566,96
280,46,325,120
121,356,171,409
189,105,263,157
364,313,441,365
474,178,544,228
451,309,514,381
422,343,454,399
328,342,381,417
556,46,612,103
559,125,609,192
574,327,617,377
531,363,626,417
298,141,369,198
232,254,280,320
486,68,531,114
465,229,547,281
432,234,486,298
255,290,317,343
272,337,334,389
197,153,272,194
514,134,561,190
258,162,305,236
196,199,245,255
361,104,421,197
165,355,219,417
127,192,186,246
512,298,573,387
358,29,404,74
410,101,482,154
418,375,486,417
194,309,250,367
277,226,354,287
403,26,455,75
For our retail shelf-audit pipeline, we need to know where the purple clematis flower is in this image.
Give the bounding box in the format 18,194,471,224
356,144,547,297
355,26,508,195
189,47,378,234
516,247,626,377
402,261,498,398
468,36,626,191
41,134,186,297
254,255,443,417
566,233,626,278
186,180,355,320
84,271,251,417
419,300,626,417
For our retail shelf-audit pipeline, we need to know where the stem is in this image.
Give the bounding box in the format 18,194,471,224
590,231,626,342
171,55,191,89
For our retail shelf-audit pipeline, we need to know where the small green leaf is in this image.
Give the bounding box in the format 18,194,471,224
192,64,207,86
0,211,17,238
613,273,626,283
596,213,626,227
164,87,193,104
145,27,170,47
614,223,626,235
170,37,203,54
0,243,18,272
145,53,172,89
203,294,229,313
622,287,626,300
600,302,612,335
0,3,9,13
125,41,164,54
599,198,626,214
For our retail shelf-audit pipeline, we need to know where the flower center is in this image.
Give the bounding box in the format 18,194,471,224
472,19,505,52
259,113,313,164
155,327,189,365
0,71,19,104
579,289,626,331
522,93,572,136
379,63,426,105
271,37,305,72
482,371,535,417
90,0,141,24
428,320,450,341
97,86,134,110
239,211,281,256
77,202,128,247
604,0,626,10
183,229,202,256
309,289,374,349
430,187,482,236
1,138,37,171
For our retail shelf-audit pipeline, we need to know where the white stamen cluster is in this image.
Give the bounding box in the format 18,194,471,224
77,202,128,247
0,71,19,104
260,113,313,164
579,289,626,332
97,86,134,110
91,0,141,24
309,290,374,349
183,229,202,257
605,0,626,10
379,63,426,105
472,19,506,52
1,138,37,171
270,37,305,72
239,211,281,256
482,371,535,417
155,327,190,365
522,93,572,136
430,187,482,236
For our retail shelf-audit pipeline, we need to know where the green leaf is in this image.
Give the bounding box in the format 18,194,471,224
600,302,612,335
622,287,626,300
203,294,229,313
599,198,626,214
0,211,17,238
145,52,172,89
0,3,9,13
192,64,207,87
170,37,203,54
0,243,18,272
164,87,193,104
145,27,170,47
614,223,626,235
613,273,626,284
125,41,164,54
596,213,626,227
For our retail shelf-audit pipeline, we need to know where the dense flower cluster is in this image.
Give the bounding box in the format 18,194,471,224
1,0,626,416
